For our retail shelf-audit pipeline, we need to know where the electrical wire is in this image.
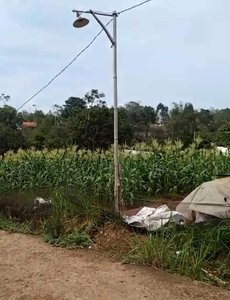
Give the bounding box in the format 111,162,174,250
118,0,152,14
16,18,113,111
16,0,152,111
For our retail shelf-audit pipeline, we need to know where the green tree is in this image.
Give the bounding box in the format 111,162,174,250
62,97,86,118
168,102,197,146
84,89,106,107
0,94,10,105
68,106,112,150
1,89,229,154
215,122,230,147
125,101,158,138
0,105,26,154
156,103,170,123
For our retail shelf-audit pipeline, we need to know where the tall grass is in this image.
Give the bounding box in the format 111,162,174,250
0,187,112,248
0,140,230,204
125,221,230,284
1,139,230,284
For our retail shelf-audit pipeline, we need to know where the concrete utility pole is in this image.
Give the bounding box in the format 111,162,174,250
72,9,121,212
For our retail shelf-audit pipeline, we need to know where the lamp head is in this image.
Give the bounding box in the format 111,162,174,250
73,11,89,28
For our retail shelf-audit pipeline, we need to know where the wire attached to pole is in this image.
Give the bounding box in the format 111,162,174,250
118,0,152,14
16,0,152,111
16,19,113,111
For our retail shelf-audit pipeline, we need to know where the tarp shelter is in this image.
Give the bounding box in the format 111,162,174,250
176,177,230,223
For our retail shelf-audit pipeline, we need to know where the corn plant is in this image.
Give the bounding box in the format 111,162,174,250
1,141,230,204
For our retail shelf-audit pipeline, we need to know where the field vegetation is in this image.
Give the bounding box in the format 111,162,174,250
1,139,230,201
0,139,230,287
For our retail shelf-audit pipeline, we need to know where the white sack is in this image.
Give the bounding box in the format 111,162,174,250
124,205,184,231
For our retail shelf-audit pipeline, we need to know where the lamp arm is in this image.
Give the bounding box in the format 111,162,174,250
90,10,115,46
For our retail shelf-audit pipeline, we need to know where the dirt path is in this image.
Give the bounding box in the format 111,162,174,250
0,231,230,300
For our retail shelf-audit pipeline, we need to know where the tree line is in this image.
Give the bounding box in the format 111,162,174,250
0,89,230,155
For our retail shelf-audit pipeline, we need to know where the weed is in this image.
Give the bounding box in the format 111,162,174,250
124,221,230,284
44,231,92,248
0,215,35,234
0,188,114,249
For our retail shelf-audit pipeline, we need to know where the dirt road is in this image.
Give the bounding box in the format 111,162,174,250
0,231,230,300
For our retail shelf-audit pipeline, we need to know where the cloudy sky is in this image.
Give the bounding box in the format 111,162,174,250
1,0,230,112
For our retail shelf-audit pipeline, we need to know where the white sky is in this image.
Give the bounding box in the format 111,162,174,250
1,0,230,112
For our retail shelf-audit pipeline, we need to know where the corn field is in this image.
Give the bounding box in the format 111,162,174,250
0,140,230,203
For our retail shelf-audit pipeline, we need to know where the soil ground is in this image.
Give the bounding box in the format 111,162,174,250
1,231,230,300
94,198,183,253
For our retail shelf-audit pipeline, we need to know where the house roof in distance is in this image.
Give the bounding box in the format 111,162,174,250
21,121,37,128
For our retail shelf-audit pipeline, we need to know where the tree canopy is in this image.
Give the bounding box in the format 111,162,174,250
0,89,229,154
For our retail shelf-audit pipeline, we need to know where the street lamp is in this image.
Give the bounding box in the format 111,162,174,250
32,104,37,112
73,12,90,28
72,9,121,213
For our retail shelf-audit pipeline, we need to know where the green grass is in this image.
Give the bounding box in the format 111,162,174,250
0,189,110,249
44,231,92,248
124,221,230,286
0,216,35,234
0,213,93,249
1,141,230,285
1,190,230,287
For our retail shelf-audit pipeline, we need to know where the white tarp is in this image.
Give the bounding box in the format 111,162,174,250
176,177,230,222
124,205,184,231
33,197,52,210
